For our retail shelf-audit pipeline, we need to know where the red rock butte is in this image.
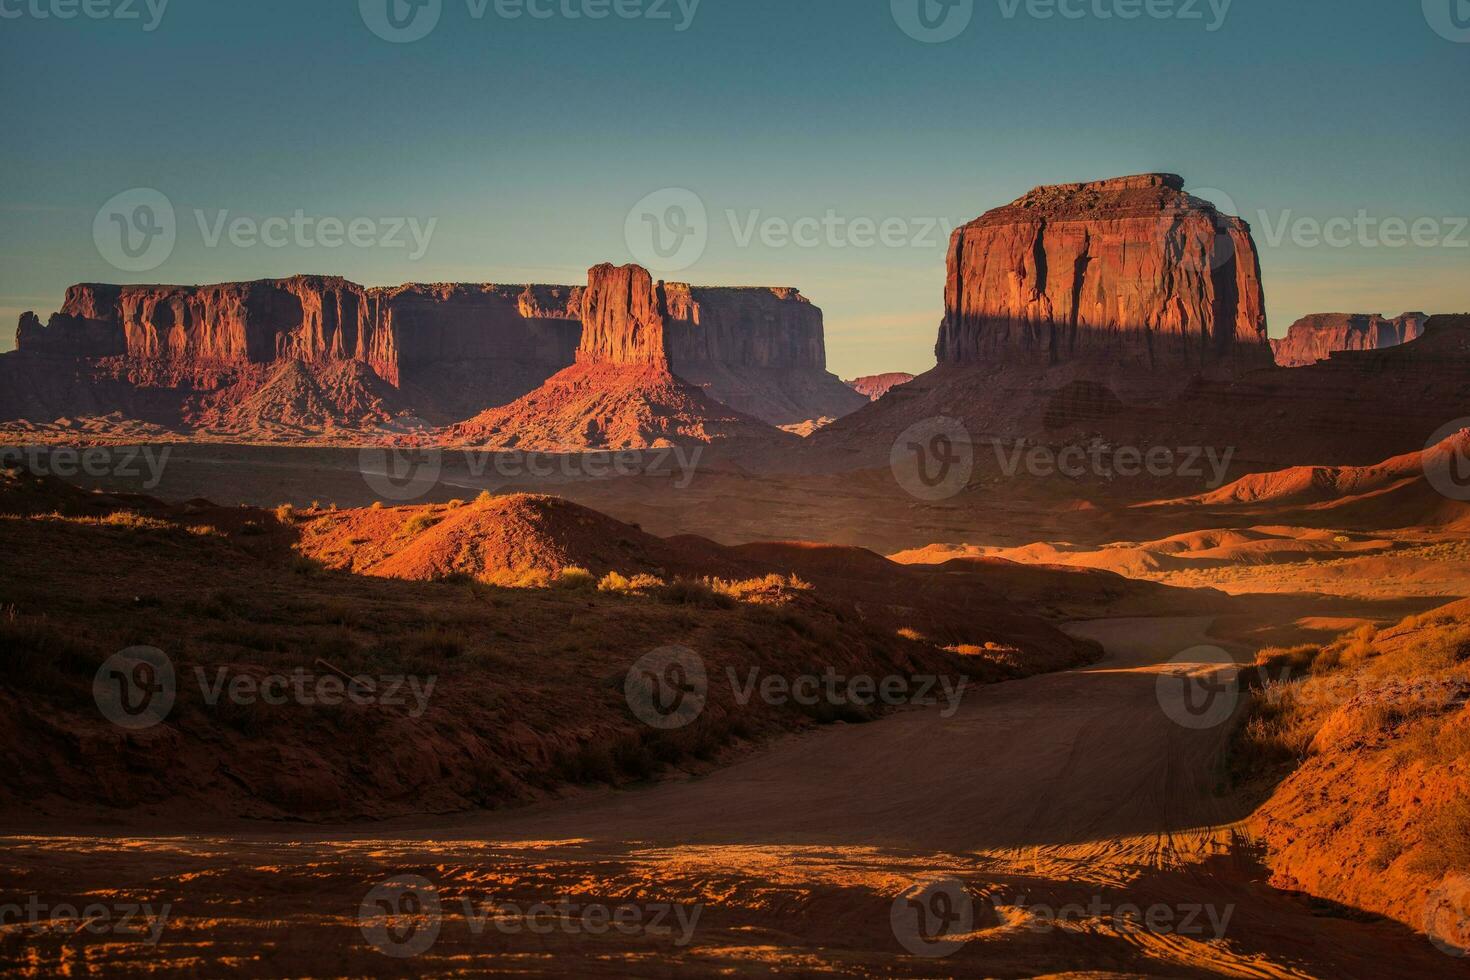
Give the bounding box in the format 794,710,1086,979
937,173,1271,378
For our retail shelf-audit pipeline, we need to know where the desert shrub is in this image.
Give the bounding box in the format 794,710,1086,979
100,511,171,531
483,568,552,589
555,566,596,591
273,504,295,524
1414,795,1470,877
1254,644,1321,682
474,490,495,507
447,498,466,509
659,577,735,609
709,574,813,604
897,627,928,643
403,627,464,662
289,555,323,579
598,571,632,593
188,525,225,538
310,500,322,510
1340,625,1379,665
371,501,384,510
598,571,665,594
400,512,440,536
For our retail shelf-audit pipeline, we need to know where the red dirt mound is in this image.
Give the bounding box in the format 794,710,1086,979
445,363,794,451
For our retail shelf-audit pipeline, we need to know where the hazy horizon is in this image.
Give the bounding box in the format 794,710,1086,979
3,0,1465,377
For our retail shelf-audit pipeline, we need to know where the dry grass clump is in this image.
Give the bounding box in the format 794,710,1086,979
1413,795,1470,877
474,490,495,507
597,571,665,594
273,503,295,524
708,574,812,604
554,566,597,591
400,512,441,536
100,510,173,531
1232,607,1470,798
897,627,928,643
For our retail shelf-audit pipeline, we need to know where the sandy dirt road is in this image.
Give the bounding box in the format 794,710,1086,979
2,616,1464,977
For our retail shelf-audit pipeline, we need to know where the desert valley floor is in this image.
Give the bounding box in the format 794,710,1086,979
3,429,1470,977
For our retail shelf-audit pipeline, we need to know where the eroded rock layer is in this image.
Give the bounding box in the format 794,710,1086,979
6,266,863,433
937,174,1271,379
1271,312,1427,367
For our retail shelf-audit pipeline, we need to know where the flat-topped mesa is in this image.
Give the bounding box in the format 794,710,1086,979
18,277,583,386
1272,312,1428,367
937,173,1272,378
663,283,827,370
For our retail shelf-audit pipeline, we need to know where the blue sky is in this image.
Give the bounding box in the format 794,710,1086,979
1,0,1465,377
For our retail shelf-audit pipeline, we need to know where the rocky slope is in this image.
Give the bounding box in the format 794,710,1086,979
1271,312,1427,367
936,174,1271,381
845,372,915,401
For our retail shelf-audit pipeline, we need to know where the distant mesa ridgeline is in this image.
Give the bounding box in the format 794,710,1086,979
937,173,1272,382
845,373,915,401
1271,312,1428,367
7,264,863,430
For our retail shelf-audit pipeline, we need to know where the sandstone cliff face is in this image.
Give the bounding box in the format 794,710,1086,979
1271,312,1427,367
6,263,862,436
571,264,865,425
575,263,670,368
38,277,582,386
937,174,1271,378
